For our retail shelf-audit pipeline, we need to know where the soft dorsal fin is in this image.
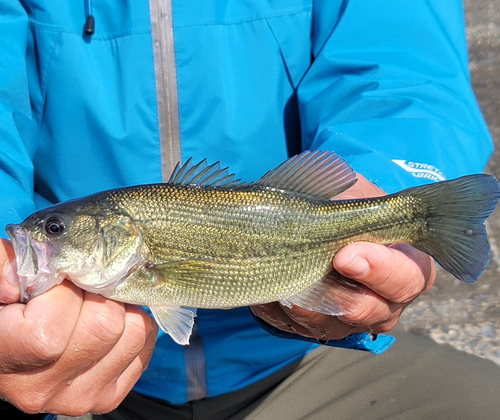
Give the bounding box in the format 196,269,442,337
168,157,245,187
255,150,356,199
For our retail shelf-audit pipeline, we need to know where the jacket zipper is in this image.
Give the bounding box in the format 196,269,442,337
149,0,207,400
150,0,181,181
184,322,208,401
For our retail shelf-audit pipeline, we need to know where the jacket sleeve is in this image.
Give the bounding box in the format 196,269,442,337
0,2,41,237
298,0,493,193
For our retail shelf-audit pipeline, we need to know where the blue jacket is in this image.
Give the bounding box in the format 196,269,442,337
0,0,492,404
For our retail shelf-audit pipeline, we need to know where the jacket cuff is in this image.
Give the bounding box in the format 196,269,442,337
251,311,395,355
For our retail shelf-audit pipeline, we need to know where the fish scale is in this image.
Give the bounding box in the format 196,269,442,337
99,185,424,308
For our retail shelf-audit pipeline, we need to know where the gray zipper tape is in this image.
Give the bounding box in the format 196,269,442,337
149,0,181,181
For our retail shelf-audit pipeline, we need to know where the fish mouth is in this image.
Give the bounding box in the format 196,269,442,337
5,224,64,302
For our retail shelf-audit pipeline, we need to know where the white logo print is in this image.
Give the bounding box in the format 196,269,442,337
392,160,445,182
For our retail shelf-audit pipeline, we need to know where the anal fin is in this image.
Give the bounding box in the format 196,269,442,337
280,271,364,316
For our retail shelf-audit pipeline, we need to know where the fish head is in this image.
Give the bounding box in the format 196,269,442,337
6,203,145,301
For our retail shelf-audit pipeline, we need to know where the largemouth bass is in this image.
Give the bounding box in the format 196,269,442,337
5,151,500,344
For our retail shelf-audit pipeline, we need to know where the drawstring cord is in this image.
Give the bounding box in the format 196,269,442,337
84,0,95,36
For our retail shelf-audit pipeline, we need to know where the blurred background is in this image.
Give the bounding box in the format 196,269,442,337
400,0,500,366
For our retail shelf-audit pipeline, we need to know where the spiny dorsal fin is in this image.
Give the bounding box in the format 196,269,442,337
168,157,245,187
255,150,356,199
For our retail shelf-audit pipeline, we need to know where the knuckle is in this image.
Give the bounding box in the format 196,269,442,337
127,310,154,336
104,397,123,413
83,306,126,345
122,326,148,356
149,318,159,337
14,392,49,414
391,279,423,304
61,402,95,417
27,324,67,363
92,394,124,414
139,317,158,345
146,311,159,335
121,309,158,353
344,302,381,325
375,318,399,334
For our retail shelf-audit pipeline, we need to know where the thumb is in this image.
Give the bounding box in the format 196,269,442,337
0,238,20,303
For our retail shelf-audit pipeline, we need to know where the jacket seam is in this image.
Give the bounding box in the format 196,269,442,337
264,20,296,89
28,20,151,40
174,8,311,28
36,29,61,128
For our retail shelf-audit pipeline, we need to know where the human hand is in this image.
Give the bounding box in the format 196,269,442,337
0,238,158,416
251,175,436,341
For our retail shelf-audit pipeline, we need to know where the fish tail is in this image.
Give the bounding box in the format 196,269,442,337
408,174,500,283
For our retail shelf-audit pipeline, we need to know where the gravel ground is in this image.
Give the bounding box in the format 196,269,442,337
399,0,500,366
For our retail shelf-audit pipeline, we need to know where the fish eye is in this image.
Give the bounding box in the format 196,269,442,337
44,217,66,236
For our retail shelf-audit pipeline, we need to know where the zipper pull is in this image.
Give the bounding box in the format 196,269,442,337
84,14,95,36
84,0,95,36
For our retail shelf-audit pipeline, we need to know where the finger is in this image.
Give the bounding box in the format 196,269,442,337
335,173,386,200
335,290,402,332
31,291,127,392
45,306,157,416
114,308,157,387
251,303,315,337
334,242,435,304
96,310,158,413
283,287,401,337
253,301,367,341
0,238,20,303
281,304,357,340
92,332,158,414
0,281,83,372
94,305,156,384
253,293,401,340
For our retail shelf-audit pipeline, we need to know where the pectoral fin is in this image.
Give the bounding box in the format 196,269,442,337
147,258,211,287
280,271,365,316
150,306,197,345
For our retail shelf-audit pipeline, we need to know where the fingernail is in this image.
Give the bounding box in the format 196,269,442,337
338,252,370,278
2,259,19,287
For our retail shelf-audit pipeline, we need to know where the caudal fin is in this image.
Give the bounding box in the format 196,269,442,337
409,174,500,283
